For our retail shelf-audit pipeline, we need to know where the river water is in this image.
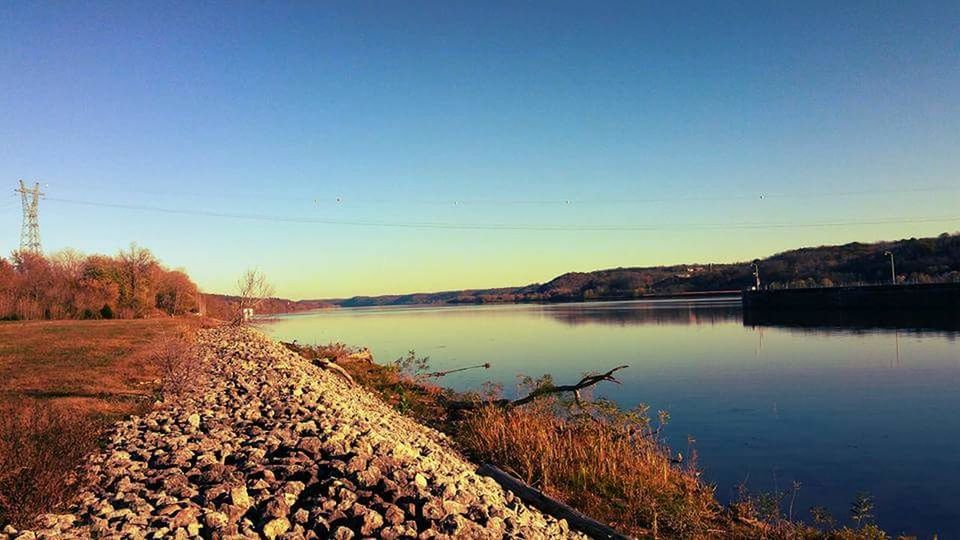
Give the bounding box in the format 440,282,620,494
261,299,959,537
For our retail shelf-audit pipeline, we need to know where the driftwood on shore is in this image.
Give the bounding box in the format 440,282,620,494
477,463,635,540
447,365,630,411
311,357,356,386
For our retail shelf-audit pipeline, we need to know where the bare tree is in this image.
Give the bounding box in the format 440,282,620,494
47,249,86,319
235,268,274,325
117,243,158,317
49,248,85,281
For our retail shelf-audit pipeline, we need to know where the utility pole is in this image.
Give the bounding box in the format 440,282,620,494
883,251,896,285
15,180,44,254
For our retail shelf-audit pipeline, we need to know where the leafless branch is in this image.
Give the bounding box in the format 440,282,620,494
234,268,274,325
447,365,629,411
509,365,628,407
425,362,491,378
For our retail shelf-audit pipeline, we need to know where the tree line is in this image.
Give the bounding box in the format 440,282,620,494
0,244,319,323
0,244,199,321
334,232,960,306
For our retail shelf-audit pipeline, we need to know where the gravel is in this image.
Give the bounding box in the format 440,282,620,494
4,326,585,539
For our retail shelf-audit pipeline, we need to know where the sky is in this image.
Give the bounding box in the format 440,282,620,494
1,1,958,299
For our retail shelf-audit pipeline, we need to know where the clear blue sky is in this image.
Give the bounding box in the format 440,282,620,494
1,1,958,298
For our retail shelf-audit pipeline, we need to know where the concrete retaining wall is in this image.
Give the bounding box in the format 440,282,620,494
742,282,960,312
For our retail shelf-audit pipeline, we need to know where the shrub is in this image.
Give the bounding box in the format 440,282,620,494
0,400,99,528
306,342,360,363
149,328,203,400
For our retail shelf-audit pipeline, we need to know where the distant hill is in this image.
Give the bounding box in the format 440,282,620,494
320,233,960,307
335,287,530,307
211,233,960,312
202,295,336,319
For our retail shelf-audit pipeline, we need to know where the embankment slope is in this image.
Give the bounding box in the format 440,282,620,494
4,327,582,539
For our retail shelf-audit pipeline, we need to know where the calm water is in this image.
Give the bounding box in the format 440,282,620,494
262,299,960,537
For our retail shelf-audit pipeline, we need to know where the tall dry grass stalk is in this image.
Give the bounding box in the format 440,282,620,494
0,400,99,528
457,398,720,538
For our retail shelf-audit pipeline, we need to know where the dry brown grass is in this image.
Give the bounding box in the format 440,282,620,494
0,318,207,528
457,399,721,538
0,400,99,527
0,318,200,414
294,341,360,363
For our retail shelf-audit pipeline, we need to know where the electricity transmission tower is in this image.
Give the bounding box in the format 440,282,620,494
15,180,44,254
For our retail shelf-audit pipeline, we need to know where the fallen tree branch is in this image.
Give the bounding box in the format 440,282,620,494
312,358,355,386
477,463,636,540
511,365,628,408
446,365,629,411
424,362,491,378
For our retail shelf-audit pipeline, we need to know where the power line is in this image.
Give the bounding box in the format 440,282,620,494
51,182,960,207
45,196,960,232
0,196,18,210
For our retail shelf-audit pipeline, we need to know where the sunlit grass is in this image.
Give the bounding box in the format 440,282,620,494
0,318,201,528
457,399,720,537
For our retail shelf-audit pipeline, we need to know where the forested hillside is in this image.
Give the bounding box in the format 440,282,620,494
331,232,960,306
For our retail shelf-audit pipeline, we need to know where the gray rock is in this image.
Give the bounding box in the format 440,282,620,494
10,326,586,540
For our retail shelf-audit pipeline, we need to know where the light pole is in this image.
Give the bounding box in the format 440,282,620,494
751,260,761,290
883,251,896,285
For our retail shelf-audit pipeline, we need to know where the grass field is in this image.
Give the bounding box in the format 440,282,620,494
0,318,200,527
0,318,193,420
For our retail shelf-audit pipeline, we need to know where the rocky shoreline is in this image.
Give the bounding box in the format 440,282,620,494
4,327,584,539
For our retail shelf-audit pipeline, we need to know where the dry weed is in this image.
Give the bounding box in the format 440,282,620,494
0,400,99,528
149,327,204,400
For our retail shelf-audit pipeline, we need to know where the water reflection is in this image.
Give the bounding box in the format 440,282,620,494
541,299,741,327
743,307,960,336
263,300,960,536
540,298,959,335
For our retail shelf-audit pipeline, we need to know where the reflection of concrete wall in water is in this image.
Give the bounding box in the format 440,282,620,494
543,301,742,327
742,308,960,333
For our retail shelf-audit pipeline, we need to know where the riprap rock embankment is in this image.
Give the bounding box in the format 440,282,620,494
5,327,583,539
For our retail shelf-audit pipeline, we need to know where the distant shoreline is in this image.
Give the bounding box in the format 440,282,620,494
259,291,744,317
213,232,960,315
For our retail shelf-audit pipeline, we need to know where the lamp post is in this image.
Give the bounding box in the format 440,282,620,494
883,251,896,285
